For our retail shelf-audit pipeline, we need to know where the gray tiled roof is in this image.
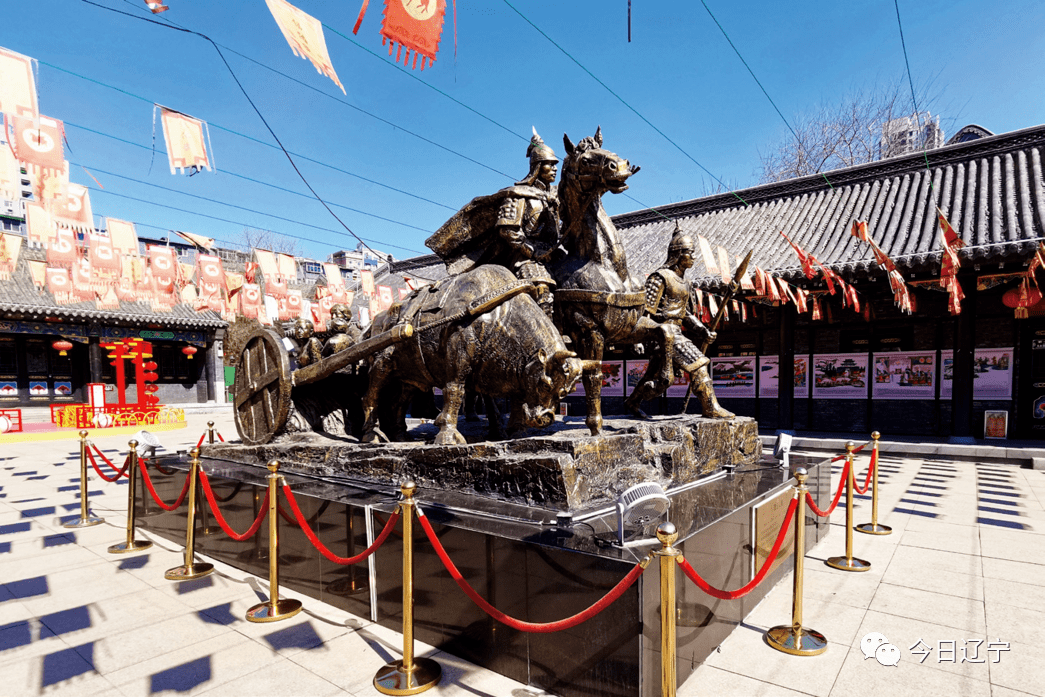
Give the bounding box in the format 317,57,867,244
0,245,226,329
612,124,1045,285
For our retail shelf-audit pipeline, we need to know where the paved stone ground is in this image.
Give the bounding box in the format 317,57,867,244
2,416,1044,696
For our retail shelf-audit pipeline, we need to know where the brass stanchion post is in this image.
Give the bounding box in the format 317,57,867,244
246,460,302,622
374,481,441,695
108,440,152,554
826,441,871,572
164,448,214,580
654,522,680,697
327,507,368,596
766,467,828,655
64,430,103,529
207,420,215,445
856,431,892,535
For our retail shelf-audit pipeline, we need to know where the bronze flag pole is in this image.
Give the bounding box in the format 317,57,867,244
683,249,754,413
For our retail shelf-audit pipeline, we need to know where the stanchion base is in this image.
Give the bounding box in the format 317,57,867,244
825,556,872,572
108,539,153,554
373,657,442,695
245,598,303,623
765,624,828,656
199,525,223,537
325,575,369,597
855,522,892,535
164,562,215,580
63,516,104,529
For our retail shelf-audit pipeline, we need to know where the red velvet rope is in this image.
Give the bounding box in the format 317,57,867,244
86,448,129,483
805,461,849,517
196,433,206,448
216,432,225,443
139,461,191,511
90,444,129,476
282,484,399,565
418,508,646,633
198,469,268,541
830,441,869,462
678,495,798,600
853,448,877,495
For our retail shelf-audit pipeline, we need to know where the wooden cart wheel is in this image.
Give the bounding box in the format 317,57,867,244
233,328,292,445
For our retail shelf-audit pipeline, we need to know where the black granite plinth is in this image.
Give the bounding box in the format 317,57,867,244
207,414,761,511
136,452,832,697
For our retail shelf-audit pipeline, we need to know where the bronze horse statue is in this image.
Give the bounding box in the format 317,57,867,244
551,128,676,435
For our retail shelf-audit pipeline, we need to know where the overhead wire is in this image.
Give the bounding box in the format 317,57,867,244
501,0,748,207
64,120,434,234
116,0,515,181
697,0,834,190
70,161,429,255
42,58,456,212
893,0,939,204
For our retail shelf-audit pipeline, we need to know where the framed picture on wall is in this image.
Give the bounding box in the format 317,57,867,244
984,410,1008,439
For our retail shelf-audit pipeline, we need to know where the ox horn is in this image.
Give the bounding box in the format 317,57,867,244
594,126,602,146
549,349,577,366
581,360,603,372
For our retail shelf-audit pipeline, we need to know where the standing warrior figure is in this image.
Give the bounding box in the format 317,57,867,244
425,128,563,314
624,228,734,419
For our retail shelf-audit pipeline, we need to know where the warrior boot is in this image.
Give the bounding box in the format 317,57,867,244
624,380,658,419
693,366,734,419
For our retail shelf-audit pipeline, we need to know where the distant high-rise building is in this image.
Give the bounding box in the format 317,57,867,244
880,112,945,159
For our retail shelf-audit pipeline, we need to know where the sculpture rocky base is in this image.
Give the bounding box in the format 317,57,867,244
210,414,760,511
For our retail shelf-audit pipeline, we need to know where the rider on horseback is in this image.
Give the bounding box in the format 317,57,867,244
624,227,735,419
425,128,563,316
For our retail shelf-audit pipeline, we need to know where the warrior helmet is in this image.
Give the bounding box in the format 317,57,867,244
667,222,696,255
526,127,559,167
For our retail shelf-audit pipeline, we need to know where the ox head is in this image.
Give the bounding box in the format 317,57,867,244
562,127,640,195
520,348,584,428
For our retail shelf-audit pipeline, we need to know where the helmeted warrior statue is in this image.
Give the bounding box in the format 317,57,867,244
624,226,734,419
425,128,563,314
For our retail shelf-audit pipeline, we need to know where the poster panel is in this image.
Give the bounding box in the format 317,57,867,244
624,360,648,396
665,371,689,398
872,351,936,400
575,360,625,397
940,348,1013,399
758,355,810,398
709,356,756,398
812,353,869,399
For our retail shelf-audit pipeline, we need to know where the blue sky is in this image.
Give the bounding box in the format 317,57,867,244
4,0,1043,263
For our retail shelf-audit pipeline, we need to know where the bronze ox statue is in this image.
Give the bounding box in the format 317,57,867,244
360,265,585,446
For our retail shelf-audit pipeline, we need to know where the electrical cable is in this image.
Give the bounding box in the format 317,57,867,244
697,0,833,191
64,120,434,236
893,0,939,203
502,0,747,207
116,0,515,180
70,160,429,255
44,56,455,212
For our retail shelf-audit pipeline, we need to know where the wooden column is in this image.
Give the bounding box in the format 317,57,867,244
779,304,796,431
950,273,977,442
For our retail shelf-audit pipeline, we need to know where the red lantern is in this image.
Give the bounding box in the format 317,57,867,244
143,361,158,371
143,372,159,382
52,339,73,356
182,346,198,360
1003,282,1042,318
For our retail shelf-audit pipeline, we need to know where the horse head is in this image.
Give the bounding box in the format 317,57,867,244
560,127,640,196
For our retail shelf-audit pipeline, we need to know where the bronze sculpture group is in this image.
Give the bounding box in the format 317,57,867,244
233,127,736,446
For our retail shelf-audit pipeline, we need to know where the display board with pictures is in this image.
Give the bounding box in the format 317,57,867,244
812,353,869,399
665,371,690,398
624,360,648,396
708,356,756,398
940,348,1013,400
757,355,810,398
573,360,625,397
872,351,936,400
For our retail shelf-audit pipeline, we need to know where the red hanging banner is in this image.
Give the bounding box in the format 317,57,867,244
71,258,95,301
0,232,21,281
355,0,448,71
54,183,94,234
148,245,178,294
0,47,39,118
88,232,119,274
377,285,394,312
46,266,73,304
239,283,262,319
9,114,64,173
46,226,77,268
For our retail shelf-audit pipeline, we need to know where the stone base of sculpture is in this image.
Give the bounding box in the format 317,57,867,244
207,414,760,511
